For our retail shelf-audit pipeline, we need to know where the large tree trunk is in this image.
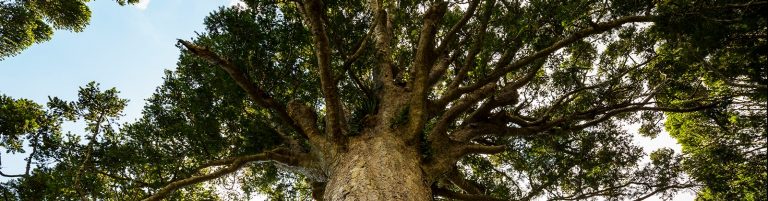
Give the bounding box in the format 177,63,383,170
323,133,431,201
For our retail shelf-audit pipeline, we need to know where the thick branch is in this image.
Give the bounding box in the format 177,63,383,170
408,1,448,140
193,151,296,172
429,83,496,143
451,122,536,142
287,101,333,150
428,48,462,86
302,0,346,137
370,0,396,88
452,58,546,119
445,167,484,194
177,40,306,139
460,144,506,155
341,20,374,72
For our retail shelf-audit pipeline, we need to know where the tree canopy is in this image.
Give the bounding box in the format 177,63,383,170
0,0,765,200
0,0,138,59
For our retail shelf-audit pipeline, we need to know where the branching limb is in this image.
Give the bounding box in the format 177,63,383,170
339,16,377,99
451,122,537,142
632,184,699,201
550,181,698,201
432,1,497,112
453,58,545,121
428,48,462,86
700,58,768,90
340,18,375,73
142,151,294,201
74,114,104,201
503,61,654,126
434,0,482,55
460,144,506,155
445,167,484,194
408,0,448,140
369,0,396,89
287,101,334,151
428,83,496,143
92,168,151,188
569,102,720,131
1,133,42,178
301,0,347,138
445,15,655,104
177,40,307,139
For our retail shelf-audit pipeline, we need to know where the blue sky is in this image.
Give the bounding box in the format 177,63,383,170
0,0,237,180
1,0,239,121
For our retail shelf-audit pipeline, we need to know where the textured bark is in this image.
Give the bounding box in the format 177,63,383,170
323,133,431,201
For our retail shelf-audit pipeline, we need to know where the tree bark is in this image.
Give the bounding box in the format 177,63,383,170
323,133,431,201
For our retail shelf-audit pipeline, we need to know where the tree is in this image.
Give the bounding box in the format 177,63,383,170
0,0,765,200
647,1,767,199
0,0,138,59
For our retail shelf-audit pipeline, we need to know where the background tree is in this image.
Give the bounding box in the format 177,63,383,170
649,1,767,199
0,0,765,200
0,0,138,59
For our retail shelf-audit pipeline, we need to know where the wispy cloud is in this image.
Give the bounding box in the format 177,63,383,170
134,0,150,10
229,0,248,9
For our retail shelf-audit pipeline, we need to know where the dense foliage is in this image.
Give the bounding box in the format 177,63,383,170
1,0,765,200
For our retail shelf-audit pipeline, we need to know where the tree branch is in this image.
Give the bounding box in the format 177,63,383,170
177,40,307,139
520,179,556,201
428,48,462,86
92,168,151,188
429,83,496,143
445,167,484,194
447,15,655,103
451,122,536,142
339,16,377,99
408,1,448,140
369,0,396,89
435,0,482,55
632,184,699,201
570,102,720,131
287,101,333,151
74,113,105,201
432,186,506,201
433,1,497,112
142,151,291,201
460,144,506,156
301,0,346,138
0,171,24,178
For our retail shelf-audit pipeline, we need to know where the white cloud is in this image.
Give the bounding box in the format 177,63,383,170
229,0,248,9
134,0,150,10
